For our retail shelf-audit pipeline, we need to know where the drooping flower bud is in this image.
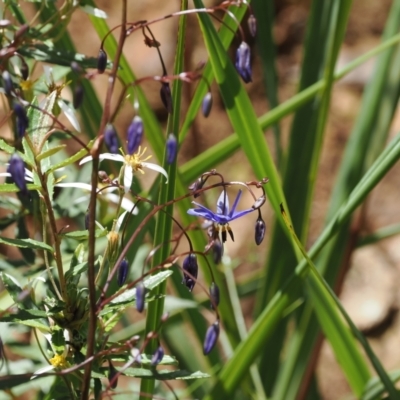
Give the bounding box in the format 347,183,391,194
255,216,266,245
108,360,118,389
203,320,220,355
117,258,129,287
13,103,29,138
160,82,173,114
209,282,220,309
20,60,29,81
104,124,119,154
182,253,198,292
188,177,206,198
97,48,107,73
166,133,177,165
235,42,252,83
151,346,164,366
2,71,13,96
126,116,143,155
135,282,146,313
201,92,213,118
7,153,28,195
212,238,224,265
73,83,84,109
248,14,257,37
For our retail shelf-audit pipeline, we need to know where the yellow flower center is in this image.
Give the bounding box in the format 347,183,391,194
124,146,152,174
49,354,69,369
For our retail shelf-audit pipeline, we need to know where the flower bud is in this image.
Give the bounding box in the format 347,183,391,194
182,253,198,292
20,60,29,81
166,133,177,164
235,42,252,83
104,124,119,154
73,83,84,109
248,14,257,37
7,153,28,195
160,82,173,114
108,360,118,389
203,320,219,355
2,71,13,96
135,282,146,313
126,116,143,155
70,61,82,75
209,282,220,309
117,258,129,287
151,346,164,366
97,49,107,73
201,92,213,118
98,170,109,181
13,103,29,138
212,238,223,264
255,216,266,245
188,177,206,198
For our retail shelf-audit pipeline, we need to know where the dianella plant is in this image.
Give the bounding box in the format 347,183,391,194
0,0,400,399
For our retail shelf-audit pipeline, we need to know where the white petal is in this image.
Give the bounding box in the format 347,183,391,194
79,155,93,165
58,99,81,132
56,182,93,191
32,364,54,378
124,165,133,193
142,162,169,183
105,193,138,214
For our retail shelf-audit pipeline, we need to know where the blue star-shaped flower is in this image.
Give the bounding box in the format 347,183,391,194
187,190,254,242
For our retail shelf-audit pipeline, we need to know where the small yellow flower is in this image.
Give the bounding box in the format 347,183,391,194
49,354,69,369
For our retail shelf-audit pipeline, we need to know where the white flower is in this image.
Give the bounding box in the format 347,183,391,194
79,146,169,193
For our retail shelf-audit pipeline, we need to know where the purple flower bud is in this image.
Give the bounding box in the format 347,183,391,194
255,216,266,245
201,92,213,118
166,133,177,164
2,71,13,96
135,282,146,313
151,346,164,366
212,238,223,264
13,103,29,138
188,177,206,198
117,258,129,287
235,42,252,83
126,116,143,155
182,253,198,292
73,83,84,109
203,320,219,355
248,14,257,37
160,82,173,114
104,124,119,154
20,60,29,81
210,282,220,309
97,49,107,73
108,360,118,389
7,153,28,195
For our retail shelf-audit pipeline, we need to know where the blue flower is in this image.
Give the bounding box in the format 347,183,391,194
187,190,254,242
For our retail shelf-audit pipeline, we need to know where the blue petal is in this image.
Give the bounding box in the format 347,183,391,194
229,190,242,217
230,208,255,221
216,191,229,216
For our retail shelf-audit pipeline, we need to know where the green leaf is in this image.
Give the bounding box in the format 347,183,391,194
0,138,15,154
36,144,67,161
362,370,400,400
123,367,210,380
46,141,92,173
111,270,173,304
17,218,35,263
59,229,107,240
0,236,53,252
